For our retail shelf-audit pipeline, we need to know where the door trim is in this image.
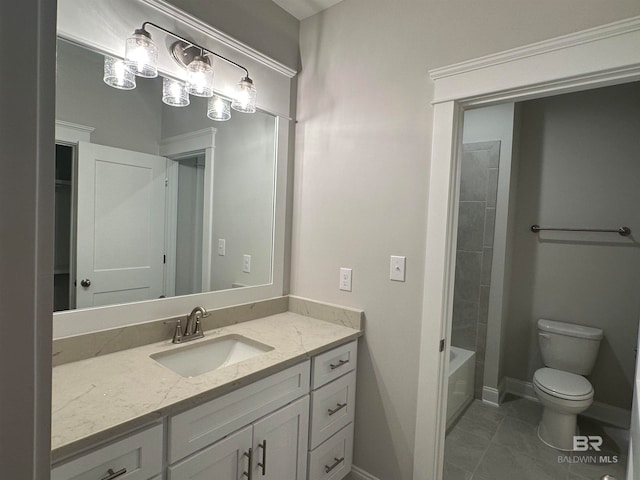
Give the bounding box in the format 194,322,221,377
413,16,640,480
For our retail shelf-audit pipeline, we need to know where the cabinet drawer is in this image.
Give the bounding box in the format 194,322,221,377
51,424,163,480
169,360,310,463
310,370,356,449
312,341,357,390
308,423,353,480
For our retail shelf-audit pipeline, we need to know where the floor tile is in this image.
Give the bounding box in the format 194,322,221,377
567,452,627,479
472,443,568,480
455,400,505,442
445,426,490,473
493,416,563,466
443,461,473,480
498,395,542,426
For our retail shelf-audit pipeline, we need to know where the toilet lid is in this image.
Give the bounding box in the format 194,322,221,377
534,368,593,400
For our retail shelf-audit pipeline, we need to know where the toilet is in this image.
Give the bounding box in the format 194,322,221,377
533,319,603,450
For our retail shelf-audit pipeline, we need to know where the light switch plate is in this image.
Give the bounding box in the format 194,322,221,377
243,254,251,273
390,255,406,282
218,239,226,256
339,268,352,292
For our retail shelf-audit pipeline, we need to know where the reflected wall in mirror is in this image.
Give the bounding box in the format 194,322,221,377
54,39,276,312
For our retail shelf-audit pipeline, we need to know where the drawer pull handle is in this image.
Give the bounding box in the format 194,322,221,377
242,448,253,479
328,402,347,416
257,439,267,475
101,468,126,480
324,457,345,473
329,359,349,370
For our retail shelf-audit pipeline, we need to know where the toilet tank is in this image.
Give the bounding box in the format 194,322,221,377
537,319,603,375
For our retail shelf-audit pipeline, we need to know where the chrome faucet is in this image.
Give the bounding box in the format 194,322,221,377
172,306,208,344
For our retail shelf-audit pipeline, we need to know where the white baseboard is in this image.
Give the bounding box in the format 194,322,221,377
504,377,537,401
482,386,500,406
350,465,381,480
504,376,631,429
586,400,632,429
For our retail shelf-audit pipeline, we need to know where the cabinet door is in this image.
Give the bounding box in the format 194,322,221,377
252,396,309,480
168,426,252,480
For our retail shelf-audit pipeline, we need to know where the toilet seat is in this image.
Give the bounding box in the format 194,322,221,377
533,368,593,401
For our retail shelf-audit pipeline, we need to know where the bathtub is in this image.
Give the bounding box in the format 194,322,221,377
446,346,476,429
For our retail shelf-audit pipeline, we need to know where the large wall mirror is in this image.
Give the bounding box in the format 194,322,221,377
53,0,294,337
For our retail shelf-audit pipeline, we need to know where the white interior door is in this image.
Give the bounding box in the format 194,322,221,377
629,325,640,478
76,141,167,308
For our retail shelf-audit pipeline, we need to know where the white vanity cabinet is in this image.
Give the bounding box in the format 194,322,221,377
52,339,360,480
168,361,311,480
307,341,357,480
51,424,163,480
169,396,309,480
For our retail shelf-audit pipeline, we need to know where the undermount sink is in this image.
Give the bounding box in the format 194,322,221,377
150,334,274,378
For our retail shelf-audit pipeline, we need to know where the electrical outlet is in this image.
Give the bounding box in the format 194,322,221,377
218,239,226,256
339,268,352,292
390,255,406,282
243,254,251,273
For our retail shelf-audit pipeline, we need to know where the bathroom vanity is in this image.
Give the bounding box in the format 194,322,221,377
51,302,361,480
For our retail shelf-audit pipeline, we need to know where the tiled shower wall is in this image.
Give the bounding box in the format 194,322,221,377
452,141,500,399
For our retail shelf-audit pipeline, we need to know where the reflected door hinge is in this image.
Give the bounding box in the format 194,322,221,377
163,254,166,264
165,178,169,187
439,339,445,352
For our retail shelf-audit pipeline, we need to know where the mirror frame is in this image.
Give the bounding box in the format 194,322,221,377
53,0,296,338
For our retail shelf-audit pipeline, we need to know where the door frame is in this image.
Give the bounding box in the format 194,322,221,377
159,128,217,297
413,16,640,480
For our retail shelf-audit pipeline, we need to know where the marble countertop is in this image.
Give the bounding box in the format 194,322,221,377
52,311,361,462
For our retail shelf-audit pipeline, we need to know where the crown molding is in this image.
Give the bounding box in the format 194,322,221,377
430,16,640,80
141,0,298,79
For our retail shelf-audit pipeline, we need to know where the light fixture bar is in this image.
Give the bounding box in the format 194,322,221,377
140,21,250,79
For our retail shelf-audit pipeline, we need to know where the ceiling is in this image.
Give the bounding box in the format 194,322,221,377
271,0,345,20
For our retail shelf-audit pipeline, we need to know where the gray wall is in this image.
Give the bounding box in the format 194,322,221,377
461,104,517,397
56,40,163,155
505,82,640,410
452,140,500,399
292,1,640,479
0,0,56,478
210,113,276,290
167,0,300,70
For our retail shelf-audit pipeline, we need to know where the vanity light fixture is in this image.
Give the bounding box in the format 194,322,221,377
185,55,214,97
103,56,136,90
104,21,257,120
124,28,158,78
162,77,189,107
207,95,231,121
231,77,257,113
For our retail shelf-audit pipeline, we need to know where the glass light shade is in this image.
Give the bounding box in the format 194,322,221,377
186,57,214,97
125,29,158,78
103,56,136,90
207,95,231,121
231,77,257,113
162,77,189,107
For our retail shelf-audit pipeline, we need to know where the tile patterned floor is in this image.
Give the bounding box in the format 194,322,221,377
444,395,629,480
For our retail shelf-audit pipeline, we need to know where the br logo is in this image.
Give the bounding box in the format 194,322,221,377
573,435,603,451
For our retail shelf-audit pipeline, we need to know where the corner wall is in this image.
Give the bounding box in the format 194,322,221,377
292,1,640,478
505,82,640,410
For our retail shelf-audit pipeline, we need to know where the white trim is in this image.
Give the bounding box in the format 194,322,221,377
55,120,94,144
430,16,640,80
504,377,537,401
503,377,631,429
350,465,382,480
482,386,501,407
159,128,217,158
415,17,640,480
141,0,297,78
